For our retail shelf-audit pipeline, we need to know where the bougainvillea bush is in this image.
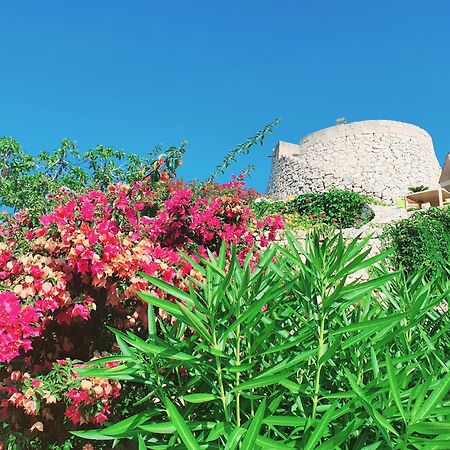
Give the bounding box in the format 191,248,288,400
0,169,283,448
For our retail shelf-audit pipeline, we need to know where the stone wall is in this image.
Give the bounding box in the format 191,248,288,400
266,120,442,203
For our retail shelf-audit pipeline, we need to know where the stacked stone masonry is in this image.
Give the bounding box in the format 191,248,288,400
266,120,442,203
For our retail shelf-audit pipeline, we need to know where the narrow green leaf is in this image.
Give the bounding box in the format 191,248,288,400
109,327,195,361
224,427,246,450
232,371,294,392
116,335,134,357
386,350,406,422
241,398,266,449
345,369,398,438
138,434,147,450
340,273,395,301
370,347,380,378
183,393,218,404
138,291,181,316
408,422,450,435
139,421,217,434
139,422,176,433
415,370,450,421
263,416,307,427
304,402,337,450
164,397,202,450
139,274,195,305
319,338,341,365
70,430,115,440
179,303,213,344
93,410,158,437
334,314,405,335
316,419,360,450
226,363,255,373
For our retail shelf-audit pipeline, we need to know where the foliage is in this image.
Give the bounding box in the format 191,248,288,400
408,185,429,193
381,206,450,276
252,189,374,229
205,119,280,183
76,232,450,448
0,121,287,447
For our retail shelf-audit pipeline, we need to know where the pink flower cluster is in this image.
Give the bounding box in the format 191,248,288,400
0,292,40,362
65,378,121,425
3,365,121,430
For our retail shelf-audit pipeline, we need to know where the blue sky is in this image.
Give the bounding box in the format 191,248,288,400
1,1,449,192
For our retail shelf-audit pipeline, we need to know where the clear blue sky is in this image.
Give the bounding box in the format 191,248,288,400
1,1,449,192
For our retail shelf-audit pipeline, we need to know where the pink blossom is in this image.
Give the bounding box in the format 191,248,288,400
71,304,90,320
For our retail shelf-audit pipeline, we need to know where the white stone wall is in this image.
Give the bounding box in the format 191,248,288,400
267,120,442,203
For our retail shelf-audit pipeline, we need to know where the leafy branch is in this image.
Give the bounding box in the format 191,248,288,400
205,118,280,183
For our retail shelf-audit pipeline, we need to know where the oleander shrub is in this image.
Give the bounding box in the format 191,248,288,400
252,189,375,229
77,232,450,448
381,206,450,276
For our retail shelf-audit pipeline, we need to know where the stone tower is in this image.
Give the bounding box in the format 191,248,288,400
266,120,442,203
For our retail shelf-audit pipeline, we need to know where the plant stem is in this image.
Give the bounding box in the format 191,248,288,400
235,323,241,427
312,314,326,419
213,333,230,422
147,304,156,342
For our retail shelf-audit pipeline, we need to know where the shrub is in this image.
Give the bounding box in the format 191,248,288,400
0,121,284,447
381,207,450,276
252,189,374,229
286,189,373,228
76,232,450,448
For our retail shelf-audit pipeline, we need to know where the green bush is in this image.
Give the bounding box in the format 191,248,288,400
252,189,374,229
75,233,450,448
381,207,450,276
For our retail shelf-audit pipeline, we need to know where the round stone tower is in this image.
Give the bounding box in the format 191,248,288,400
266,120,442,203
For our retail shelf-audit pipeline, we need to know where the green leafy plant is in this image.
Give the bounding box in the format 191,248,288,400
251,189,375,229
286,189,373,228
381,206,450,276
408,185,429,193
74,231,450,448
205,119,280,183
250,197,285,220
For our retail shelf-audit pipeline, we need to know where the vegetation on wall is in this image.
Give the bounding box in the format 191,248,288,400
381,207,450,277
252,189,375,229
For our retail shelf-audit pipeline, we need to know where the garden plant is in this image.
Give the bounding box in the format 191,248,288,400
251,189,376,229
381,206,450,278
